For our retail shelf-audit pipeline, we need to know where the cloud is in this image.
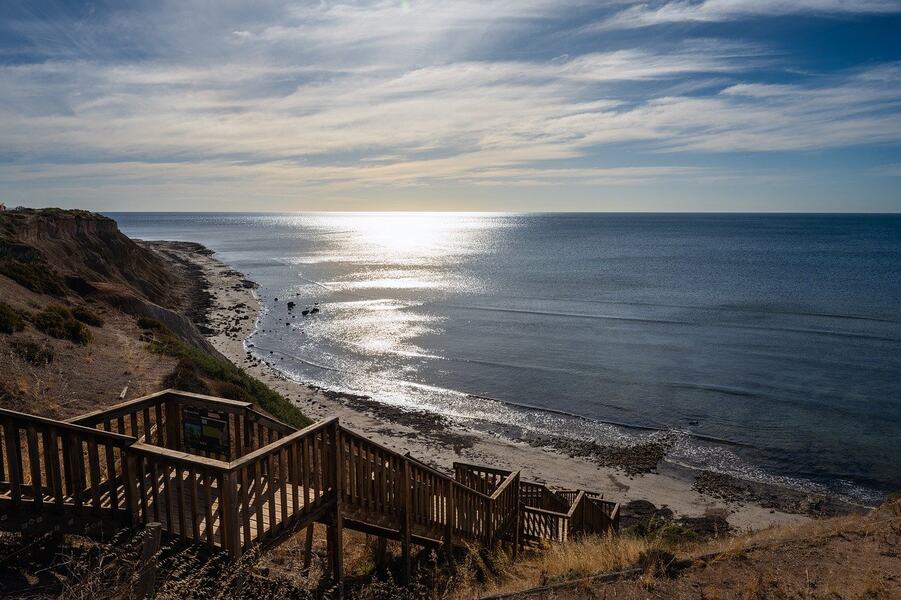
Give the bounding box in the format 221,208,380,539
596,0,901,30
0,44,759,175
0,1,899,209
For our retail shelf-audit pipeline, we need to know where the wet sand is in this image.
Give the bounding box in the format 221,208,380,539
157,242,865,532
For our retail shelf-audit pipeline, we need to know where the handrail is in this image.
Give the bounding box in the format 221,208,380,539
1,407,136,444
405,450,493,499
490,469,521,500
244,407,295,436
226,417,337,471
565,491,586,518
68,389,251,425
453,461,513,478
129,442,231,471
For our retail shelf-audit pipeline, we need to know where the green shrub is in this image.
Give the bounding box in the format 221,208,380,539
72,305,104,327
0,258,66,296
30,305,92,345
10,339,53,366
163,357,211,395
0,301,25,334
138,317,309,428
212,381,252,402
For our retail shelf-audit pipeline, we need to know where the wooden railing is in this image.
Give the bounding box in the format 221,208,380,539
339,428,520,551
70,390,290,461
520,483,620,544
453,462,513,496
0,407,135,520
520,481,571,512
2,389,618,586
226,418,338,552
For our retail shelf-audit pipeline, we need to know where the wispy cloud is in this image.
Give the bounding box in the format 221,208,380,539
0,0,899,209
596,0,901,30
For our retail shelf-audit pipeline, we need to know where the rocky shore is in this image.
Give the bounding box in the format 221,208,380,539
151,241,867,532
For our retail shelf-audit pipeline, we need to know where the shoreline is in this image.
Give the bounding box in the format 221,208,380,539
157,241,866,532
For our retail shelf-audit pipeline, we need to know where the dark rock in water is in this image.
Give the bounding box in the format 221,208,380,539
274,297,278,302
692,471,859,517
301,309,309,315
524,433,668,475
310,307,320,314
285,322,290,326
287,301,295,310
688,420,699,426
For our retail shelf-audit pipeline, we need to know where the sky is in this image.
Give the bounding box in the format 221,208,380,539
1,1,900,212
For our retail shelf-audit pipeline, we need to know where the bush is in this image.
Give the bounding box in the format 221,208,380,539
30,305,92,345
72,305,104,327
0,301,25,334
212,381,252,402
10,339,53,366
163,358,211,395
138,317,310,429
0,258,66,296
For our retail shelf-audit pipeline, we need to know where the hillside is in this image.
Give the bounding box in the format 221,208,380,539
0,208,306,427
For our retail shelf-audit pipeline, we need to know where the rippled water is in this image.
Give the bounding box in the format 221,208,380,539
112,212,901,502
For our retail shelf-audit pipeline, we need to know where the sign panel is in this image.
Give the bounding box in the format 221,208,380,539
182,407,229,457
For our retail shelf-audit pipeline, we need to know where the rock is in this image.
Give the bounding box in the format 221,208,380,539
302,310,309,316
310,307,320,314
619,499,674,530
287,301,296,310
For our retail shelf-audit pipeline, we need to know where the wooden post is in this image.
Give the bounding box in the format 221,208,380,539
220,471,241,558
303,524,315,571
124,453,141,525
3,421,22,507
134,522,162,599
164,399,180,451
375,536,388,573
329,422,344,594
445,480,455,561
486,498,494,548
513,480,521,560
401,459,412,584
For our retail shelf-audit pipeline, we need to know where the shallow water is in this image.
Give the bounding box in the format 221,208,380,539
112,212,901,503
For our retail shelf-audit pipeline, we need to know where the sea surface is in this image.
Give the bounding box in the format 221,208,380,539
111,212,901,503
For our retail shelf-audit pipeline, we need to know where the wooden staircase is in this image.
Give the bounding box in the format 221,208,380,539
0,390,619,586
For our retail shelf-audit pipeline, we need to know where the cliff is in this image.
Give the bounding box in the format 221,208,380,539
1,208,177,305
0,208,305,428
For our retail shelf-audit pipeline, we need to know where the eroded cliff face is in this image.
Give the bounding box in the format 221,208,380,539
0,209,178,306
0,209,212,417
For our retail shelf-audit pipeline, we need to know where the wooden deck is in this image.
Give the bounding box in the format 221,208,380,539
1,389,619,588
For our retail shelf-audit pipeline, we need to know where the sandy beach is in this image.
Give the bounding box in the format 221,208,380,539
161,242,838,533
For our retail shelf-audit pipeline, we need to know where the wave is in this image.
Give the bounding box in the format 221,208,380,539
515,295,901,325
435,303,901,342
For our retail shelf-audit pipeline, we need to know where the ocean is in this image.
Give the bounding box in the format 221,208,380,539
110,212,901,503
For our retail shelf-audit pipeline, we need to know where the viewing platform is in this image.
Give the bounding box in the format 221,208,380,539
0,390,620,586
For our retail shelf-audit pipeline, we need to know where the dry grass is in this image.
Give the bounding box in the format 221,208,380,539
3,502,898,599
452,533,652,599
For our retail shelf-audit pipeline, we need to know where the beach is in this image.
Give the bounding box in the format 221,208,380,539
153,240,867,533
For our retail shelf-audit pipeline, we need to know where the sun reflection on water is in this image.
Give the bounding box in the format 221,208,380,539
293,212,506,266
